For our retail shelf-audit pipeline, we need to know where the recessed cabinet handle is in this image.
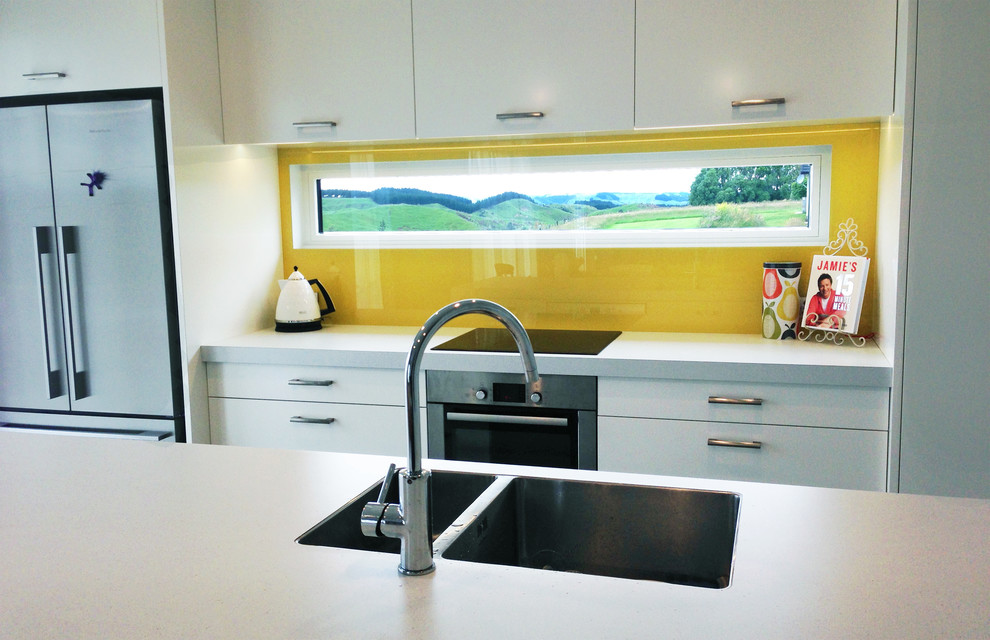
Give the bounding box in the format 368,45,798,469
292,121,337,128
708,438,763,450
731,97,786,108
496,111,545,120
288,378,333,387
23,72,66,80
289,416,335,425
708,396,763,406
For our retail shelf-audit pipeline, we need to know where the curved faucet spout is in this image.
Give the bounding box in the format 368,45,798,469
405,299,540,475
364,299,540,576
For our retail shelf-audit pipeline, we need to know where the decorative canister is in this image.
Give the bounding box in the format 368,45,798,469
762,262,802,339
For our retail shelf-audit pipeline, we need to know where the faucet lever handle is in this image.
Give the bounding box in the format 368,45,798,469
361,463,399,538
377,463,397,504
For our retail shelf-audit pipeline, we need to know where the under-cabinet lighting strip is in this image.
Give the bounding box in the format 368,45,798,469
306,125,875,157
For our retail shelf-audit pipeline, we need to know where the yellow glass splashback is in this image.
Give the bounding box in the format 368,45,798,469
278,123,880,334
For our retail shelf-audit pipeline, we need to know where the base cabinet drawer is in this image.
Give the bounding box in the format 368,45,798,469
207,363,405,406
599,377,889,430
599,416,887,491
209,398,407,455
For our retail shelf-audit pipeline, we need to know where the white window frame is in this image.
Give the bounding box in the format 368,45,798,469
289,145,832,249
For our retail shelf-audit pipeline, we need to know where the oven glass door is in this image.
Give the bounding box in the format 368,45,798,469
441,404,580,469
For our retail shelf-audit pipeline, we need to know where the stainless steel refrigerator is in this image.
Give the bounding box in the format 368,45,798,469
0,91,184,441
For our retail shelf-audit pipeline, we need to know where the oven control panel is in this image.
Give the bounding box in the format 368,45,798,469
426,370,596,410
492,382,524,403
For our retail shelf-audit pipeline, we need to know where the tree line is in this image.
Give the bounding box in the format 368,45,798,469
688,166,807,206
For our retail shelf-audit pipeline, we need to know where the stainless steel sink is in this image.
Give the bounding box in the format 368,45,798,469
297,470,497,554
439,476,740,588
299,471,740,588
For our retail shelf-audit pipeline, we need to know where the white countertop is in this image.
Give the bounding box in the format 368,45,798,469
201,326,892,387
2,431,986,639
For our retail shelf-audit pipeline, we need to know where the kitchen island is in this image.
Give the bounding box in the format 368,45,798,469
1,430,987,639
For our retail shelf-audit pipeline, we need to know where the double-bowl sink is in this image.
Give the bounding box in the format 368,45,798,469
298,470,740,589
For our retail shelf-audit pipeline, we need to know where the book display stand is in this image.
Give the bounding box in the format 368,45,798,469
798,218,870,347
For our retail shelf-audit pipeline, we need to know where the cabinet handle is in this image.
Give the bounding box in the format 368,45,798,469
288,378,333,387
289,416,335,425
708,396,763,406
292,121,337,128
496,111,545,120
23,72,66,80
731,97,785,108
708,438,763,450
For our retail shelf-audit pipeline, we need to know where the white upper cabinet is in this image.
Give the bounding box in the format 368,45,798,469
0,0,162,97
635,0,897,129
215,0,416,144
412,0,635,139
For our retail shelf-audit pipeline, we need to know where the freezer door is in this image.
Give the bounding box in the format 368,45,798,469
46,100,175,417
0,409,175,440
0,106,71,411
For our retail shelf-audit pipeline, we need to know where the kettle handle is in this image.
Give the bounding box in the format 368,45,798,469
308,278,335,316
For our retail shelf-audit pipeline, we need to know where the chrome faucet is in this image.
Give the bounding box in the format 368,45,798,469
361,299,541,575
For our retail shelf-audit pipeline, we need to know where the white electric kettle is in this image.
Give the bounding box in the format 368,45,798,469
275,266,335,332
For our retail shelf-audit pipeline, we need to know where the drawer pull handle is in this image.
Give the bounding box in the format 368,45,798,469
288,378,334,387
292,121,337,128
290,416,335,425
730,97,786,108
708,396,763,406
496,111,545,120
23,72,66,80
708,438,763,450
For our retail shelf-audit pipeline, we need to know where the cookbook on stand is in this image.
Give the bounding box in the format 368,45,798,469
801,255,870,334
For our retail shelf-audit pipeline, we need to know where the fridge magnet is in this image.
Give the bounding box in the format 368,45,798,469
799,218,871,346
81,170,107,196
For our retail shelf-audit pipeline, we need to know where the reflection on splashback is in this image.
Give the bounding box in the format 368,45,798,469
279,124,880,334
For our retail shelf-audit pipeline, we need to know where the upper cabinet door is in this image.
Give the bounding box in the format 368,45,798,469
215,0,416,144
635,0,897,129
412,0,635,139
0,0,163,97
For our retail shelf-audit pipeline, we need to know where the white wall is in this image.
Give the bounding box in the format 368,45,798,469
171,145,282,442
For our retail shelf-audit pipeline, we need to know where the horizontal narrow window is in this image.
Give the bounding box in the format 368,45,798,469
289,145,831,249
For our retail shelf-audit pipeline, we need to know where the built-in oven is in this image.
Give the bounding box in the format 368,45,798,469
426,370,597,470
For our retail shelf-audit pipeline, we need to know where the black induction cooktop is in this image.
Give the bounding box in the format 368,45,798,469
432,328,621,356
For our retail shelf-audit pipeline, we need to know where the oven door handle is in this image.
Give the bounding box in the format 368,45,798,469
445,411,569,427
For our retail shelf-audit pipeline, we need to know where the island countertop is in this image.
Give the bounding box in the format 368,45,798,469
2,431,986,639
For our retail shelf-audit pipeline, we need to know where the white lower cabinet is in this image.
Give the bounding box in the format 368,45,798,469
599,377,889,490
599,416,887,491
207,362,412,455
209,398,406,455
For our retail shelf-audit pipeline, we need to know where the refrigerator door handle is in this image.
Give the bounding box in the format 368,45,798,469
34,226,65,399
60,226,90,400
